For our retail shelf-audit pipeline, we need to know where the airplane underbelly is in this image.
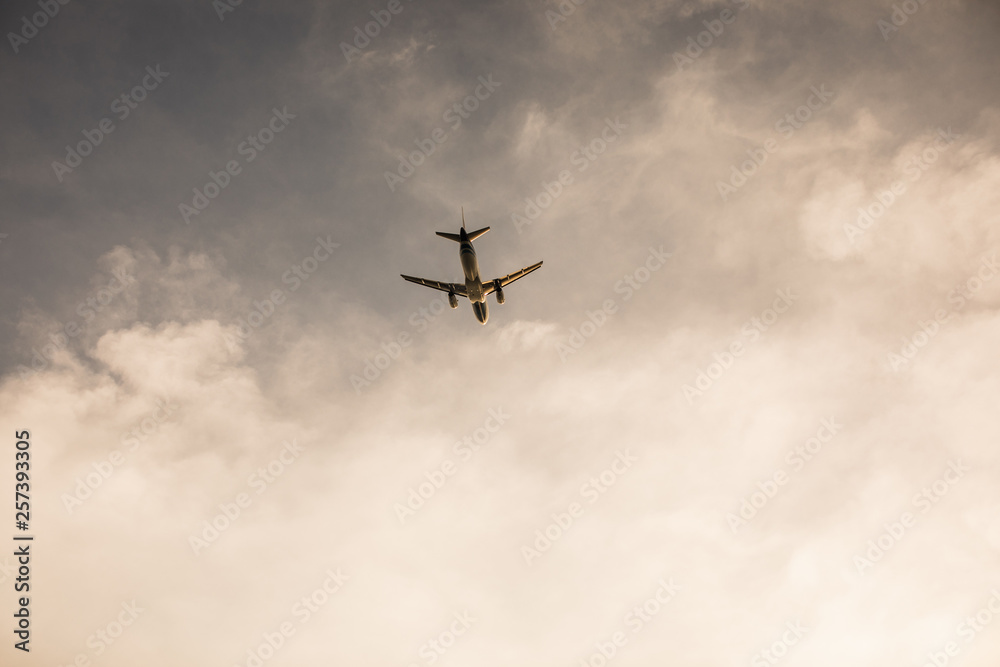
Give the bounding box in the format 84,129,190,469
466,280,484,303
461,251,479,282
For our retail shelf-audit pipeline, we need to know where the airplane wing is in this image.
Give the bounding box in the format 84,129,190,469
483,261,543,295
400,274,468,297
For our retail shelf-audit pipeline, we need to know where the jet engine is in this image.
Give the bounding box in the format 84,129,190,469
448,292,458,309
494,280,505,305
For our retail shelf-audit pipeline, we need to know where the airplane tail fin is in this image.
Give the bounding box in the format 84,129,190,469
437,207,490,242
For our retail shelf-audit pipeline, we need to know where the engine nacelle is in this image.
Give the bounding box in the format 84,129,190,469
494,281,505,305
448,292,458,309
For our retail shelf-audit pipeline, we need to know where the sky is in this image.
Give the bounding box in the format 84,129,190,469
2,0,1000,665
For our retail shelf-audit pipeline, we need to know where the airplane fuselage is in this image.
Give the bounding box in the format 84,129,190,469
400,212,542,326
458,229,490,323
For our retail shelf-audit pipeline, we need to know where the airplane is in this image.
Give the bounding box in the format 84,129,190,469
401,209,543,324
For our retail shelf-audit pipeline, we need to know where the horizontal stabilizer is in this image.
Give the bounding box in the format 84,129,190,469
435,226,490,242
466,226,490,241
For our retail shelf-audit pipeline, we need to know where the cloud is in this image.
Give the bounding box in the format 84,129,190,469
4,0,1000,664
